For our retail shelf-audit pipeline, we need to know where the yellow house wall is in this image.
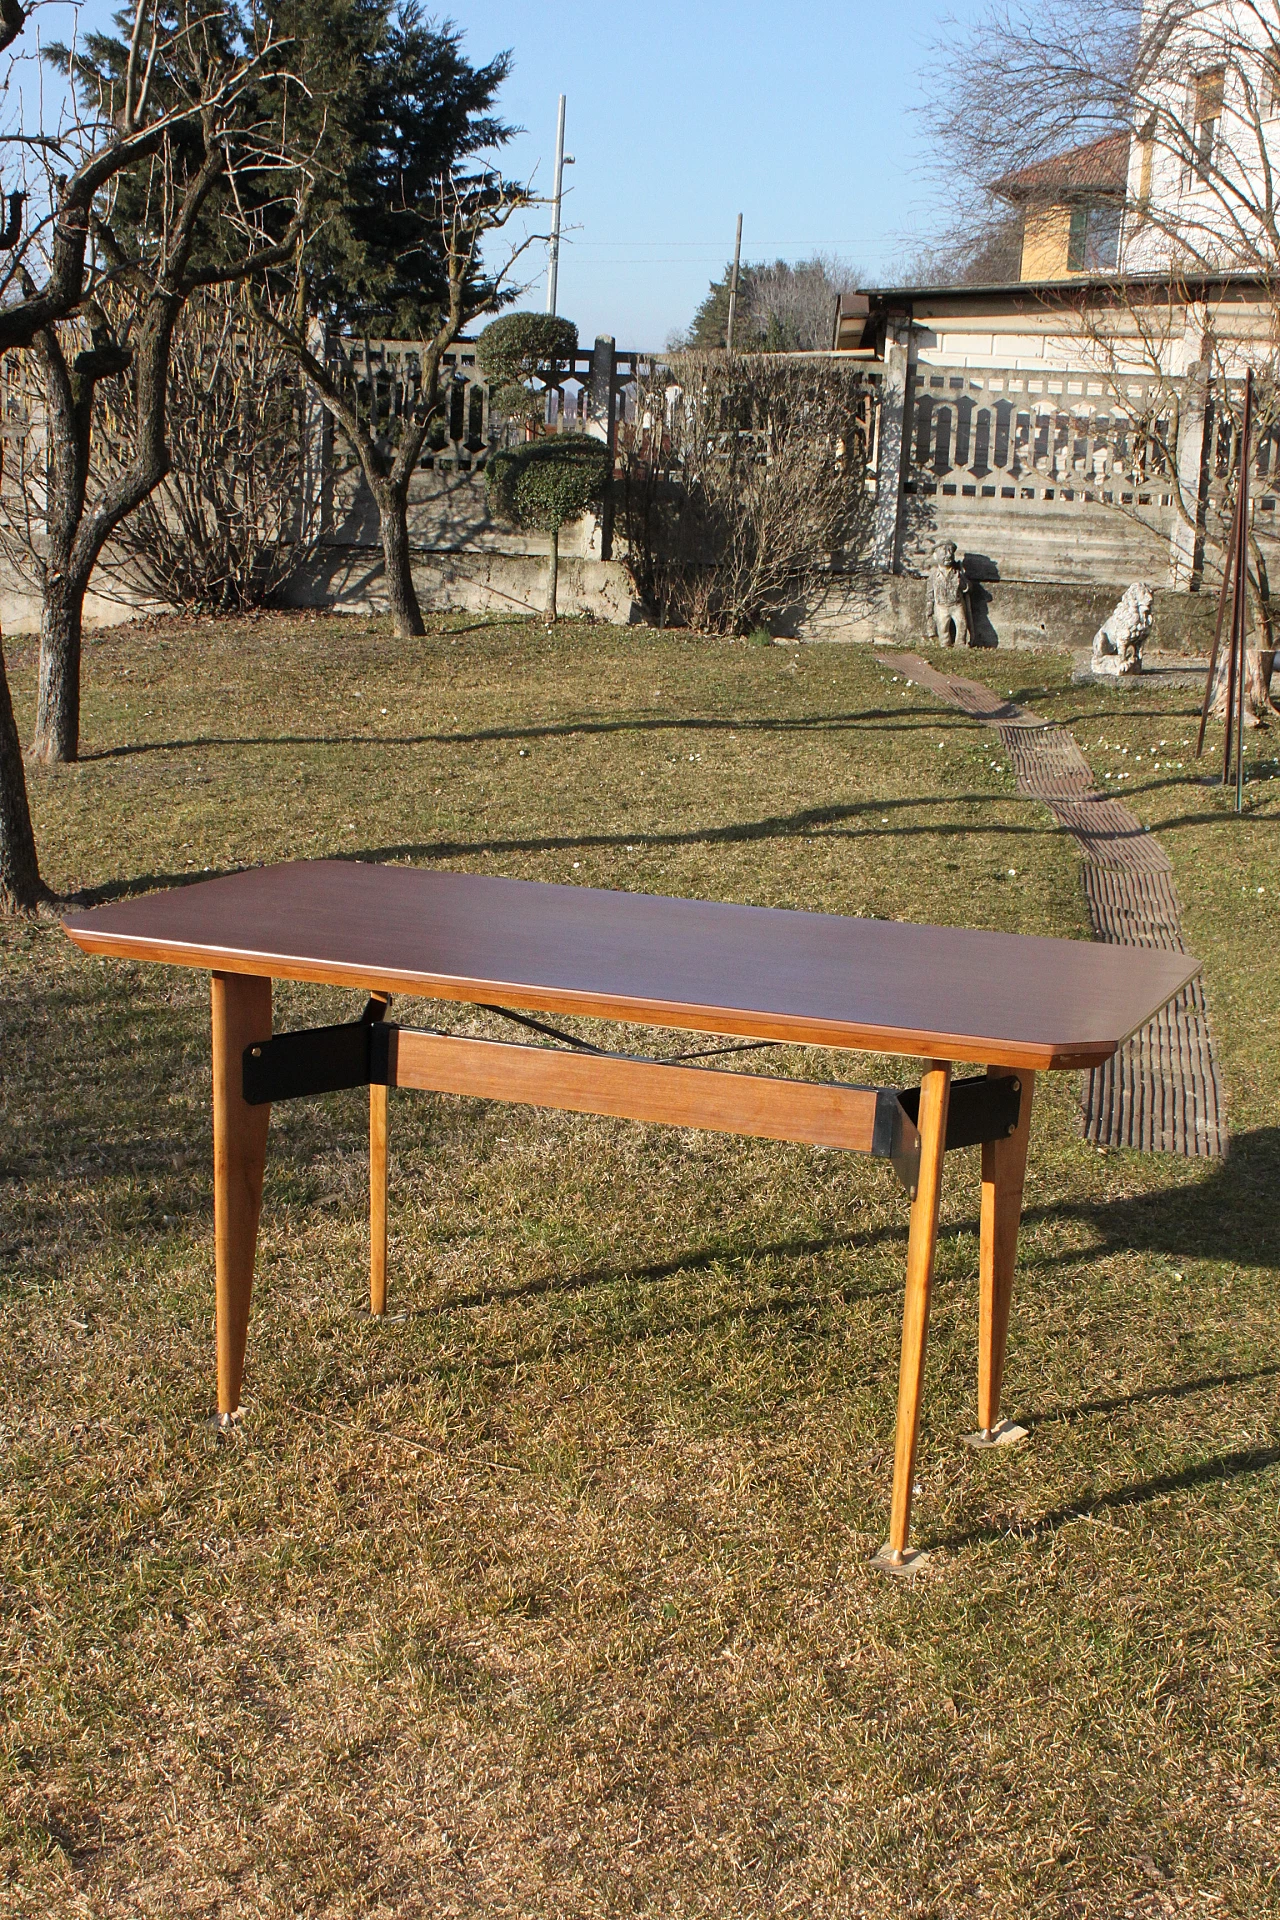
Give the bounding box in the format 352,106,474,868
1019,204,1073,279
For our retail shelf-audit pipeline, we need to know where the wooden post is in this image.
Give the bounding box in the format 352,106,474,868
875,1060,951,1572
370,1081,388,1316
211,971,272,1422
972,1065,1035,1445
726,212,743,351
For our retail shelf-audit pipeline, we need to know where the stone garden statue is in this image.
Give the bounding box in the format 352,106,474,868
1091,582,1154,676
925,541,972,647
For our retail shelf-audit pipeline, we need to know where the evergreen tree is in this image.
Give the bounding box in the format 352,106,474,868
262,0,515,335
252,2,533,636
679,256,863,353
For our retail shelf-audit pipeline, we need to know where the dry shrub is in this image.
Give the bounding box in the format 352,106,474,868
0,349,55,598
617,350,875,634
97,290,320,613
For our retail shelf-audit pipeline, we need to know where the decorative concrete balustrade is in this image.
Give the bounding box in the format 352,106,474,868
328,336,651,478
882,360,1280,589
0,328,1273,630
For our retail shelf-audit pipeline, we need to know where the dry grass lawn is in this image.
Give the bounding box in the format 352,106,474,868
1,613,1278,1917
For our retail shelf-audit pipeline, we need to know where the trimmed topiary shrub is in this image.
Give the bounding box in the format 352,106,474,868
486,431,610,621
475,312,578,423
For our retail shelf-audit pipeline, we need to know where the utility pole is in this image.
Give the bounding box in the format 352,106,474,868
546,94,574,315
725,212,743,351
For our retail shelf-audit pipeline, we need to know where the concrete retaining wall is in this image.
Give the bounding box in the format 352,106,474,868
0,579,167,635
2,559,1216,658
0,449,1216,656
804,573,1218,654
285,546,644,624
900,496,1174,587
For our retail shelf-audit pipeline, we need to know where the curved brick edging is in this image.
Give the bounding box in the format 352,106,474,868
884,653,1227,1159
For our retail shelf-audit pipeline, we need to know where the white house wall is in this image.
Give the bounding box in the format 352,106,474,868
1122,0,1280,272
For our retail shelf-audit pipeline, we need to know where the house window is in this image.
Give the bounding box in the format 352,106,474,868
1067,206,1088,270
1194,65,1225,173
1067,201,1122,272
1089,203,1122,269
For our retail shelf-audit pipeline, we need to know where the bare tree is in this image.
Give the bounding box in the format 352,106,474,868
0,287,321,618
16,4,312,763
917,0,1143,269
0,0,276,907
745,256,866,350
887,211,1027,289
96,289,319,612
680,256,865,352
253,165,536,639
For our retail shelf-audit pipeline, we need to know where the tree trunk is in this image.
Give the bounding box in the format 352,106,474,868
377,484,426,639
545,526,559,625
0,635,53,914
30,573,84,764
1210,643,1278,725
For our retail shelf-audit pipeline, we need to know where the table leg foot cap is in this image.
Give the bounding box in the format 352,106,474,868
870,1544,930,1577
963,1420,1027,1450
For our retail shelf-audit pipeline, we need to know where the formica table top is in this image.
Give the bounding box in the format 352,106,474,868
63,861,1199,1071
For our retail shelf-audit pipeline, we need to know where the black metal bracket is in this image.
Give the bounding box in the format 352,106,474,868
896,1074,1023,1154
243,997,392,1106
861,1084,919,1198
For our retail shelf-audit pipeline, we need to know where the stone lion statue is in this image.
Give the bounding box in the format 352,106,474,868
1092,582,1154,676
925,541,972,647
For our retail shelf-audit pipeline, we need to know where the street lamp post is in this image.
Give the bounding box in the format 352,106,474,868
546,94,574,316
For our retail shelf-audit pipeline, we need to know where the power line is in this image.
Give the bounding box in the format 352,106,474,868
564,237,902,249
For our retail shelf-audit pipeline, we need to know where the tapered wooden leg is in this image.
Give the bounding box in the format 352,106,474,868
972,1066,1035,1443
211,971,272,1421
875,1061,951,1573
370,1081,388,1315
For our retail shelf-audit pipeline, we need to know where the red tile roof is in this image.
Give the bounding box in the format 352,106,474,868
994,132,1130,203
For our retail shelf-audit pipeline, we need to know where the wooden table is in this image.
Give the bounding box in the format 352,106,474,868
63,861,1196,1572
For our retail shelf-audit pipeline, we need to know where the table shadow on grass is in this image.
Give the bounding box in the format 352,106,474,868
1020,1361,1280,1433
406,1221,910,1315
935,1442,1280,1553
1027,1125,1280,1271
326,1283,905,1392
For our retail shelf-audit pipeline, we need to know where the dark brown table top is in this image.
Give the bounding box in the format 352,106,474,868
62,860,1199,1070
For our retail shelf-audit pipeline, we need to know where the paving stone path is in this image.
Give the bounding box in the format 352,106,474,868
885,653,1226,1158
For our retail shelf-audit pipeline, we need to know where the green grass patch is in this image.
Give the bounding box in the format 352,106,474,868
1,614,1277,1915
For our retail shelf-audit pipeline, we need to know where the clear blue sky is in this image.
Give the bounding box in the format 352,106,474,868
38,0,979,347
456,0,980,346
